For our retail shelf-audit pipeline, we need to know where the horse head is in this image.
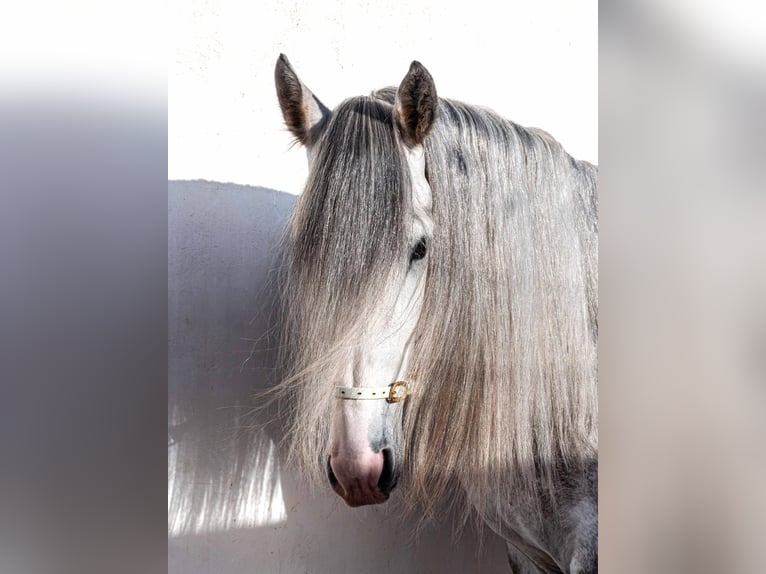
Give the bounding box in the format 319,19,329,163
275,54,438,507
274,53,599,572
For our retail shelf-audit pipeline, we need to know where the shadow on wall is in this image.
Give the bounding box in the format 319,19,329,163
168,180,508,573
168,180,292,539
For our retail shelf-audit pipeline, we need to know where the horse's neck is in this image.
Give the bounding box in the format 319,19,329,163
472,473,597,574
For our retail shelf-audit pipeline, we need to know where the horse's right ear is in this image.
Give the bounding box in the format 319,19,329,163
275,54,330,146
394,61,438,148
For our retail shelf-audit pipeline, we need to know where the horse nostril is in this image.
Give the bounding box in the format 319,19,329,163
377,448,397,495
326,456,339,487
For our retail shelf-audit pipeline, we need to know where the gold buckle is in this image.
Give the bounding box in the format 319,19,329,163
387,381,409,403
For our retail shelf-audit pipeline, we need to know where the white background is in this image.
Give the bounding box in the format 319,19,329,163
169,0,598,195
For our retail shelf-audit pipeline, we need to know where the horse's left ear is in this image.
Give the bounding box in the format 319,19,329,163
275,54,330,146
394,61,438,148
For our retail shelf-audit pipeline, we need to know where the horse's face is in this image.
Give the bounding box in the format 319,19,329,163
324,143,432,507
276,55,438,506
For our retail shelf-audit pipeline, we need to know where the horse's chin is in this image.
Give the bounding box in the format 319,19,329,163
332,483,390,507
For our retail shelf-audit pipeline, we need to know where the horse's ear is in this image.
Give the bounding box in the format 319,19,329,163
275,54,330,146
394,61,438,148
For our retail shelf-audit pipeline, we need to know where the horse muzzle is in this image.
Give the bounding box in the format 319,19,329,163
327,448,398,507
327,382,407,506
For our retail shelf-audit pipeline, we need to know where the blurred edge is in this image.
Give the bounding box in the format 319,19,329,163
600,1,766,572
0,2,167,574
0,99,168,574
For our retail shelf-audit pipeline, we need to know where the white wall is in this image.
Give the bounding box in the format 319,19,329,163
169,0,597,196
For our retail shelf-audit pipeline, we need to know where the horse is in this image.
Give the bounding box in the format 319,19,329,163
273,54,598,573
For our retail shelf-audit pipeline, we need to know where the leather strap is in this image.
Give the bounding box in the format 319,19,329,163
334,381,409,403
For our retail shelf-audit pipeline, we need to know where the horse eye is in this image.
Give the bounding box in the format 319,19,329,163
410,238,428,263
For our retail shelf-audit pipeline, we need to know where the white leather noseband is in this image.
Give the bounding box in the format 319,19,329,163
334,381,410,403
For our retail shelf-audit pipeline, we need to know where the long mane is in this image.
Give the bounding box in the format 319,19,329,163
279,95,412,485
376,89,597,524
280,88,598,526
